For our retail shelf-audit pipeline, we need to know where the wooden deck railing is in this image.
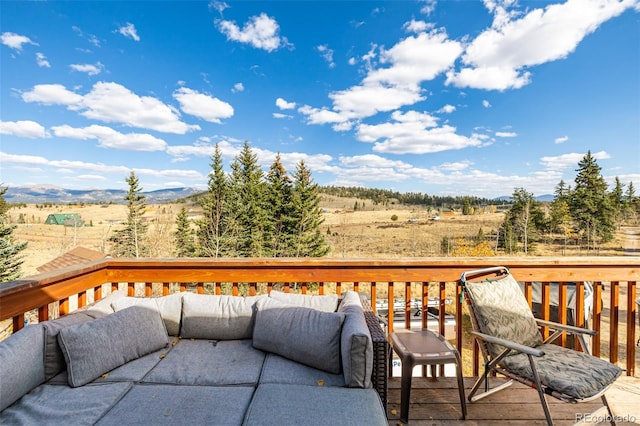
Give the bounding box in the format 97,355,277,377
0,257,637,375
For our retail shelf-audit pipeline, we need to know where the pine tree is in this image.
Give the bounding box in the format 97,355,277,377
197,143,236,257
0,185,27,282
264,153,295,257
499,188,543,254
570,151,615,248
291,160,329,257
228,141,268,257
174,207,196,257
109,172,148,258
609,177,625,226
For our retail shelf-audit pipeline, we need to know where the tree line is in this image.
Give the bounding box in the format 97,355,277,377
110,141,329,259
499,151,639,254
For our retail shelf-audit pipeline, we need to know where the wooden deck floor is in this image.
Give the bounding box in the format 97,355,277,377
385,375,640,425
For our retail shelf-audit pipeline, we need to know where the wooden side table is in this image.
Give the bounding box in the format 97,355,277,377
389,328,466,423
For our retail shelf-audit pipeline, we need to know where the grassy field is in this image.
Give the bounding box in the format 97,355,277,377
6,194,626,277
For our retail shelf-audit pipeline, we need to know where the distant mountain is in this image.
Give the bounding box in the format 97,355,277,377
4,185,201,204
494,194,555,202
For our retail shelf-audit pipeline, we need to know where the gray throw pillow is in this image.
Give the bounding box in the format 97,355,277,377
58,305,169,387
180,293,266,340
112,292,183,336
41,312,95,380
338,291,373,388
269,290,339,312
252,297,345,374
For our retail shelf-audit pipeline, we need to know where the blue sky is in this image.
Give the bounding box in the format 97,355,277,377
1,0,638,199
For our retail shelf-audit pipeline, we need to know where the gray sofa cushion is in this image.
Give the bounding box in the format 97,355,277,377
96,384,255,426
41,312,95,380
77,289,125,317
0,382,132,425
252,297,345,374
0,324,45,411
58,305,170,387
181,293,266,340
338,291,373,388
243,383,388,426
143,339,266,386
112,292,183,336
259,353,345,387
269,290,339,312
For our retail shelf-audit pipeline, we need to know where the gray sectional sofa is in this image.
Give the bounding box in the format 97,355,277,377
0,290,388,425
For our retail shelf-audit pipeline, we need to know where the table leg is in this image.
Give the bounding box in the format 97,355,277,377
400,359,413,423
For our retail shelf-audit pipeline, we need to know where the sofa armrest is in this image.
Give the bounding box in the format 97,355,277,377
360,295,389,405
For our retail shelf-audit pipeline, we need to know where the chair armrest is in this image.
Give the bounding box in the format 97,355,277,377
535,319,597,336
471,331,545,357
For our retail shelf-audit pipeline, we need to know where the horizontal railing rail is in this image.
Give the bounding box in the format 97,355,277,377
0,257,637,375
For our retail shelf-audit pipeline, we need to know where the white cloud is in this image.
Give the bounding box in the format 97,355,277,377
1,32,37,50
209,1,229,14
117,23,140,41
276,97,296,110
35,52,50,68
402,19,432,33
447,0,637,90
173,87,234,123
272,112,292,119
348,57,357,66
437,104,456,114
317,44,335,68
217,13,290,52
0,120,49,138
70,62,104,75
496,131,517,137
232,82,244,93
77,174,107,181
300,29,462,124
482,99,491,108
419,0,438,16
52,124,167,151
540,150,610,170
555,135,569,144
23,82,200,134
356,110,486,154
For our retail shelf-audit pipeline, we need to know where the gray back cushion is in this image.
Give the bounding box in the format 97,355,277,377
112,292,183,336
58,305,169,387
269,290,339,312
0,324,45,411
338,291,373,388
252,297,345,374
41,312,95,380
180,293,266,340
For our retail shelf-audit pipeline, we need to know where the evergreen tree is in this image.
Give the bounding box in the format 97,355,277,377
109,172,148,257
291,160,329,257
570,151,615,248
228,141,268,257
174,207,196,257
609,177,625,226
0,185,27,282
198,143,236,257
264,153,295,257
499,188,542,254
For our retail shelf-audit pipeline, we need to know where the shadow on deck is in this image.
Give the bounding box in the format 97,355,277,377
386,376,640,425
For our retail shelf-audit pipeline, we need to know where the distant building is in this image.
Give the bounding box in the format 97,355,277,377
44,213,84,226
37,247,107,274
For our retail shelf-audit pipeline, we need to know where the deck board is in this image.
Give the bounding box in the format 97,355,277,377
385,376,640,425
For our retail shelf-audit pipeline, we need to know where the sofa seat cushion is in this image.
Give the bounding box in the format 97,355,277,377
96,384,255,426
58,305,170,387
243,383,388,426
143,339,266,386
181,293,266,340
268,290,339,312
0,382,132,425
0,324,45,411
259,353,345,387
112,293,183,336
252,297,345,374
